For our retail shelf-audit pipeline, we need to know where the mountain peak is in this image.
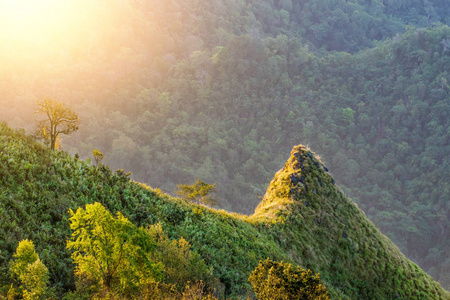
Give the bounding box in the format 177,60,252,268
253,144,448,299
1,125,449,299
255,145,333,217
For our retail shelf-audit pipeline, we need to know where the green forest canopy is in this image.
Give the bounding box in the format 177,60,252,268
0,0,449,291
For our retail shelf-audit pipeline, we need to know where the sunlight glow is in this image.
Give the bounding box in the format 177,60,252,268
0,0,143,74
1,0,61,18
0,0,70,37
0,0,99,55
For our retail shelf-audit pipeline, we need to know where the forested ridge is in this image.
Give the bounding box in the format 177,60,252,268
0,123,448,298
0,0,450,291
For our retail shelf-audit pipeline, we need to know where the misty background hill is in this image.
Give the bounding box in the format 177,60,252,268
0,0,449,290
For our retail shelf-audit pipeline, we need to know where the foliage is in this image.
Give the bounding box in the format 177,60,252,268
0,125,448,299
146,224,215,291
341,108,355,125
1,0,450,294
179,281,218,300
9,240,49,300
177,180,217,207
1,1,449,286
35,99,79,151
249,258,329,300
138,281,217,300
67,202,164,297
92,149,104,165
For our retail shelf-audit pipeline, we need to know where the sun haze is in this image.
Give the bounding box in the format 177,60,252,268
0,0,71,40
0,0,105,56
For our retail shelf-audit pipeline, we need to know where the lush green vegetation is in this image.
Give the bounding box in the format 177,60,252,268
177,179,217,206
1,0,450,292
65,202,216,299
248,259,330,300
9,240,49,300
0,123,448,299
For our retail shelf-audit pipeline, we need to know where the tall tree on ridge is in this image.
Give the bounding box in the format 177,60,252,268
35,98,79,150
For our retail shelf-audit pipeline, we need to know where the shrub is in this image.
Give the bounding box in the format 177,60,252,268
248,259,330,300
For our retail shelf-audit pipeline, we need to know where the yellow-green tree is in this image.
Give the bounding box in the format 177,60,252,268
67,202,164,298
176,179,217,206
93,149,104,165
146,223,214,290
248,259,330,300
35,98,79,150
9,240,49,300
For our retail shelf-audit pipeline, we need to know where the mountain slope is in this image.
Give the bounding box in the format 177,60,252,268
1,1,450,288
254,145,449,298
0,123,448,299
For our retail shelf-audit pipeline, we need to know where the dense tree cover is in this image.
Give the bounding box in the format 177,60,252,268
66,202,216,299
316,26,450,288
0,0,450,291
1,127,449,299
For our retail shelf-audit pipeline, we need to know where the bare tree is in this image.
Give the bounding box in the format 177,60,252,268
35,99,80,150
